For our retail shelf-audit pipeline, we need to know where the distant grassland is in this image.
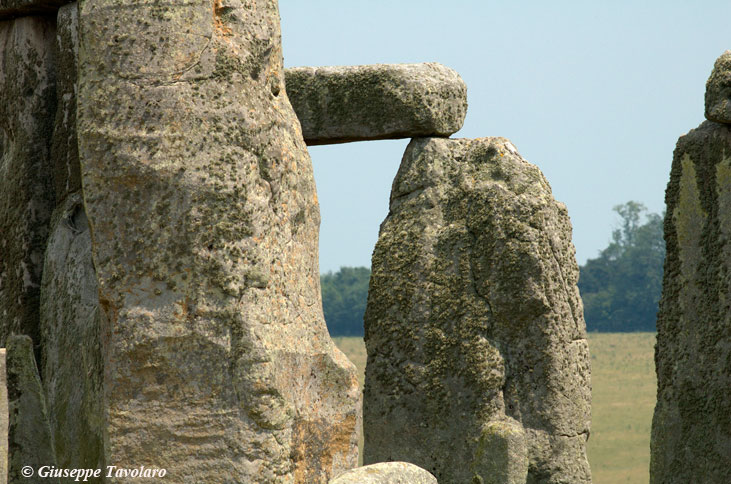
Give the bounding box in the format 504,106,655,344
332,332,656,484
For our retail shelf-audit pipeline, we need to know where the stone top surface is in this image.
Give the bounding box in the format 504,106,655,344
285,62,467,145
0,0,70,19
330,462,438,484
705,50,731,124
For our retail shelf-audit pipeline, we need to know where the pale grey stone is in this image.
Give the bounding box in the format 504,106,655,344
330,462,438,484
285,63,467,145
651,120,731,484
5,335,57,483
364,137,591,484
0,1,69,19
40,192,104,472
705,51,731,124
0,17,56,349
75,0,359,482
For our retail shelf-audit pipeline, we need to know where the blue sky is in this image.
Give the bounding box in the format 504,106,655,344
279,1,731,273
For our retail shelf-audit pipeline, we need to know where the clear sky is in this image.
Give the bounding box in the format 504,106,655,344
278,0,731,274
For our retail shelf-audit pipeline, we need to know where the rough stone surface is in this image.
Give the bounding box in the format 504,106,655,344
705,51,731,124
285,63,467,145
75,1,359,482
0,17,57,350
364,137,591,484
1,349,7,484
0,1,70,20
5,335,57,483
50,2,80,203
40,192,104,475
651,120,731,484
330,462,438,484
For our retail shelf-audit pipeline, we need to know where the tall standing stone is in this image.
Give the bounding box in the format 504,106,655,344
364,137,591,484
74,1,359,482
40,192,104,475
40,3,105,474
651,119,731,482
0,16,56,349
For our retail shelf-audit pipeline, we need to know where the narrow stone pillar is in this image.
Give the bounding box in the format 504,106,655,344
651,52,731,483
0,16,56,348
50,2,80,203
364,137,591,484
73,1,359,482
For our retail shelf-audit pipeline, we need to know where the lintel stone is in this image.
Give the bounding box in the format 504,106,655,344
285,62,467,145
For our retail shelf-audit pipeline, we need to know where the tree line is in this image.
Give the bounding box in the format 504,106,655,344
321,201,664,336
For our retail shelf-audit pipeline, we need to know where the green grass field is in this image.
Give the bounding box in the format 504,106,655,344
332,332,656,484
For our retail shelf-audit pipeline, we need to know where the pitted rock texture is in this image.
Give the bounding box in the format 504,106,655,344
0,17,56,349
285,63,467,145
75,1,359,482
1,349,7,484
651,120,731,484
330,462,438,484
40,192,104,475
364,137,591,484
705,51,731,124
0,0,70,19
5,335,57,483
50,2,80,203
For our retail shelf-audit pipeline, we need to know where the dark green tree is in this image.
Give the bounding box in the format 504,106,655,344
578,202,665,332
320,266,371,336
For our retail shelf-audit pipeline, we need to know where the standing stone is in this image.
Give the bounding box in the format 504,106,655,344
1,349,7,484
364,137,591,484
50,2,80,203
75,1,359,482
5,335,57,484
0,17,56,349
650,120,731,484
40,192,104,475
285,63,467,145
705,51,731,124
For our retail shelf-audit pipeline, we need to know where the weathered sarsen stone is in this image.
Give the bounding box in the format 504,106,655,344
75,1,359,482
5,335,57,483
650,120,731,484
0,17,56,349
330,462,438,484
41,5,103,475
40,192,104,476
285,63,467,145
705,51,731,124
364,137,591,484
